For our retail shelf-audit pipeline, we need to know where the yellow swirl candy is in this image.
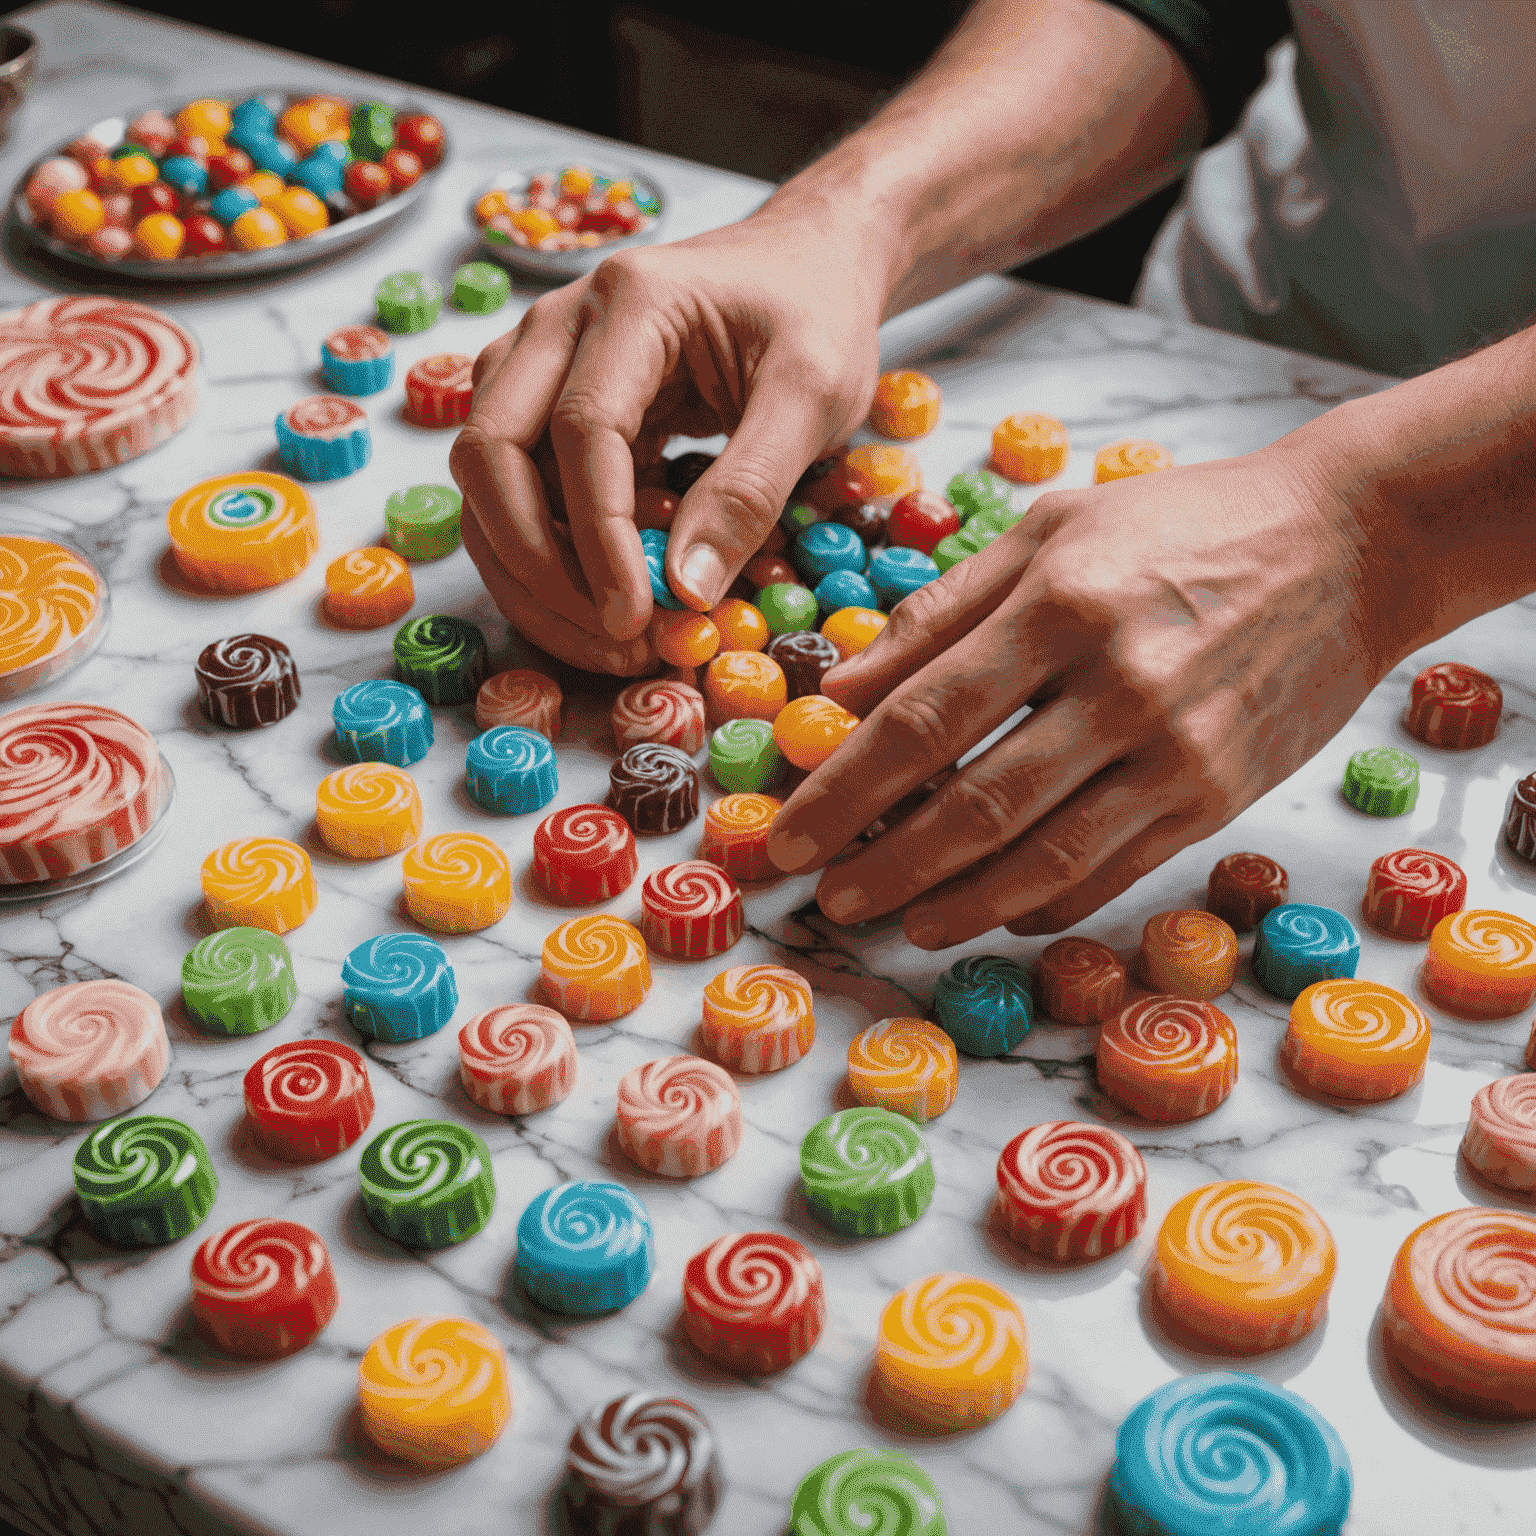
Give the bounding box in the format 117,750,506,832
846,1018,958,1122
315,764,422,858
541,914,652,1021
1281,979,1429,1101
167,472,318,593
0,536,102,686
201,837,316,934
401,832,511,933
1093,439,1173,482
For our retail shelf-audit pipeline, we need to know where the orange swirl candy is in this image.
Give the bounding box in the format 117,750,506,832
1461,1076,1536,1194
323,546,414,629
847,1018,958,1122
315,764,422,858
1033,936,1127,1025
167,472,318,593
1151,1181,1337,1353
1421,909,1536,1018
875,1272,1028,1429
821,606,887,660
201,837,316,933
703,650,786,724
869,369,942,440
699,792,782,881
475,669,562,738
401,832,511,933
0,537,103,697
358,1315,513,1467
615,1054,743,1176
1381,1207,1536,1417
1280,979,1430,1101
1093,440,1173,482
1096,996,1238,1122
541,914,651,1021
990,412,1069,483
1136,910,1239,1000
845,443,922,498
700,963,815,1073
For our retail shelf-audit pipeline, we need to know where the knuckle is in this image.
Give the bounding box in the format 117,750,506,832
943,773,1025,847
587,246,658,303
877,689,955,762
703,455,783,530
884,578,945,644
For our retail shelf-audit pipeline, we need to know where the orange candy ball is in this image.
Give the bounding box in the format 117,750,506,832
325,547,415,629
772,695,859,770
134,213,184,260
708,598,768,652
869,370,942,440
845,443,922,498
821,606,887,660
230,207,287,250
271,187,328,238
176,99,233,141
650,607,721,668
991,413,1069,483
1093,440,1173,482
50,189,105,239
704,650,786,723
241,171,287,207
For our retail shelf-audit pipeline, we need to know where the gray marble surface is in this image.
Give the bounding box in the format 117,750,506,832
3,4,1536,1534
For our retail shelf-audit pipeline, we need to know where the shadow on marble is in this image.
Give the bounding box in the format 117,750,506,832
1135,1279,1330,1385
154,545,226,603
1275,1048,1430,1121
976,1207,1144,1302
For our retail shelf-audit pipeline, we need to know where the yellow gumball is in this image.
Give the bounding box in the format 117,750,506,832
230,207,287,250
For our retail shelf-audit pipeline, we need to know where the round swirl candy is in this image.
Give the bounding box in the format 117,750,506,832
700,963,814,1073
1107,1373,1352,1536
404,355,474,428
562,1393,723,1536
875,1272,1028,1429
402,832,511,933
651,607,721,668
0,296,198,478
541,914,651,1021
180,928,296,1035
681,1232,826,1374
793,520,867,585
699,792,782,881
1281,979,1430,1100
708,716,784,793
616,1054,743,1177
320,323,394,395
847,1018,958,1122
1032,936,1127,1025
0,701,165,883
1151,1180,1336,1353
385,483,462,559
243,1039,374,1161
774,694,860,771
995,1121,1148,1261
465,726,557,815
1341,745,1419,817
73,1115,217,1246
867,546,940,608
607,742,701,834
933,955,1032,1057
9,979,169,1121
1097,996,1238,1123
1504,771,1536,862
1422,908,1536,1018
331,679,433,766
1405,660,1502,749
790,1449,947,1536
458,1004,577,1115
1251,903,1360,1000
0,537,104,699
515,1179,655,1314
703,650,786,723
274,395,371,481
1381,1206,1536,1417
167,472,318,593
533,803,637,903
822,605,887,660
611,678,707,754
801,1107,935,1236
1093,438,1173,481
343,933,458,1042
190,1218,338,1358
1362,846,1467,939
201,837,316,934
1136,910,1238,1001
639,527,685,610
1205,850,1289,932
194,634,299,729
324,546,414,629
1461,1076,1536,1194
358,1316,512,1468
393,614,488,705
640,860,744,959
315,764,422,857
477,668,561,738
359,1119,496,1248
765,629,842,699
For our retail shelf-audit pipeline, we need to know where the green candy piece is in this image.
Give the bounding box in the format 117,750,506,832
349,100,395,161
800,1107,934,1236
757,582,819,635
633,189,660,217
386,484,463,560
967,504,1025,540
1342,746,1420,817
782,502,820,537
792,1448,948,1535
931,532,972,573
74,1117,218,1247
110,143,153,162
946,468,1013,524
393,614,488,704
709,717,784,792
375,271,442,334
180,928,296,1036
358,1119,495,1248
452,261,510,314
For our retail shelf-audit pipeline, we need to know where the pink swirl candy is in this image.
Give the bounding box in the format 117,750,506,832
475,669,562,738
458,1004,578,1115
611,679,707,754
1462,1076,1536,1194
616,1054,743,1177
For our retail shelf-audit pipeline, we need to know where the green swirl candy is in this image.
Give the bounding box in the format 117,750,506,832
385,484,462,561
392,614,489,704
792,1448,948,1535
945,468,1013,525
358,1119,495,1248
180,927,296,1035
800,1107,934,1237
709,717,784,793
73,1117,218,1246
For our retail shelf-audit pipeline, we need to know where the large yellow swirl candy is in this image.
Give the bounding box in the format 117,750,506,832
357,1315,512,1467
541,914,652,1021
1281,979,1430,1101
167,472,318,593
201,837,316,933
0,536,102,695
875,1272,1028,1429
315,764,422,858
846,1018,958,1122
401,832,511,933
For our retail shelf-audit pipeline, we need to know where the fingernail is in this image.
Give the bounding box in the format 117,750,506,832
679,544,725,606
768,830,819,873
819,883,864,923
907,915,947,949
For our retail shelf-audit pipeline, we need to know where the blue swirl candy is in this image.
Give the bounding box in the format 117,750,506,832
1108,1372,1352,1536
814,568,879,619
516,1179,654,1314
794,522,867,585
933,955,1032,1056
341,933,458,1043
465,726,558,815
332,680,433,766
1251,903,1360,1000
639,528,683,611
292,145,344,200
867,546,940,608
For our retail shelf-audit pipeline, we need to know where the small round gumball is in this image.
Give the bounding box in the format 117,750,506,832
344,158,391,208
25,158,89,219
272,186,328,238
158,155,208,201
130,180,180,222
182,213,228,256
127,108,178,157
134,213,185,260
48,189,105,241
394,113,447,167
947,467,1013,522
823,605,888,659
230,206,287,250
650,608,720,669
291,148,345,202
178,98,233,140
745,552,797,590
704,650,787,723
206,147,254,190
774,695,860,771
382,146,423,191
708,598,768,652
350,101,395,161
870,369,942,439
162,132,217,166
98,192,133,229
832,496,891,546
814,568,879,620
888,489,961,555
209,185,260,226
404,354,474,428
846,443,922,499
766,629,841,699
239,170,287,207
756,582,819,636
86,227,134,261
794,522,867,586
868,546,940,608
107,150,160,191
634,486,678,532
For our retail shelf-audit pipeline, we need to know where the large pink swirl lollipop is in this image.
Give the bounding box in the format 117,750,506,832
458,1004,578,1115
616,1054,743,1176
9,978,169,1120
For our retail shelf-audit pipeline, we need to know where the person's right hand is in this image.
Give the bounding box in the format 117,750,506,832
450,212,890,673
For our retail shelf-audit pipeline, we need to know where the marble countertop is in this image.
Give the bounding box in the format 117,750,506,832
3,4,1536,1534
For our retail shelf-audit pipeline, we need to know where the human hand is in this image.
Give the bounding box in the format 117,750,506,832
765,431,1402,945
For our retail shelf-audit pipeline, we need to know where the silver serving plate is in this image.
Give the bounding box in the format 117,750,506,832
6,87,447,283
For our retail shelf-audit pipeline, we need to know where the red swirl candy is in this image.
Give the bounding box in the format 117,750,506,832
532,803,638,904
681,1232,826,1373
404,353,474,428
1461,1076,1536,1194
612,679,707,754
995,1121,1148,1260
1032,937,1126,1025
323,325,391,363
1362,847,1467,939
190,1218,338,1358
1205,852,1288,932
284,394,364,437
1405,662,1502,750
242,1039,375,1161
457,1004,577,1115
1097,995,1238,1122
640,861,744,959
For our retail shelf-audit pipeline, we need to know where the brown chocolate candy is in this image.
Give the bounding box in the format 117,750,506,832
1206,851,1288,931
195,634,299,728
1505,773,1536,862
765,630,841,700
606,742,700,834
832,498,891,547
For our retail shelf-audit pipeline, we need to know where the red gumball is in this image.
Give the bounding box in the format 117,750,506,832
745,553,796,589
381,147,422,192
130,181,179,221
343,159,392,209
165,133,214,164
183,214,228,256
579,206,629,236
206,149,253,191
888,489,960,555
635,486,679,532
394,113,446,169
804,458,874,514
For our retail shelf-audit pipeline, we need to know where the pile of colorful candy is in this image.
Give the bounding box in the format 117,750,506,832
23,94,446,261
474,164,658,254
